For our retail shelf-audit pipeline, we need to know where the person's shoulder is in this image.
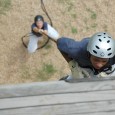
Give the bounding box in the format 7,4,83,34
44,22,48,25
81,37,90,42
79,37,90,46
43,22,48,27
44,21,47,24
58,37,75,41
31,23,36,28
57,37,89,46
57,37,74,44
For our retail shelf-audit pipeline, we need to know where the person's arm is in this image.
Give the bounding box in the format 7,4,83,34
38,29,48,35
59,51,72,63
32,23,48,35
42,22,48,35
56,37,78,63
33,27,41,33
57,37,90,64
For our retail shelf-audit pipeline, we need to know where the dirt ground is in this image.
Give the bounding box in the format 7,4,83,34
0,0,115,84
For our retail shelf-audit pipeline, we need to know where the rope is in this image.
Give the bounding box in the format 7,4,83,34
21,0,53,50
41,0,53,26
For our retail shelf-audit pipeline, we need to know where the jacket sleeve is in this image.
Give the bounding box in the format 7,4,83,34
57,37,81,59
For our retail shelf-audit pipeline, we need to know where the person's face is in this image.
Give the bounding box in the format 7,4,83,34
90,55,109,70
36,20,43,29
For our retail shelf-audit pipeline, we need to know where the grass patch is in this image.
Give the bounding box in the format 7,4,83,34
91,23,97,28
36,64,57,81
86,26,90,30
0,0,11,15
91,13,97,20
43,64,56,74
71,13,77,19
71,27,78,34
44,43,52,49
58,0,75,13
67,2,74,12
86,8,97,20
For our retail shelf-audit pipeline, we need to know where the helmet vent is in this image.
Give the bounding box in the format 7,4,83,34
104,33,106,35
98,35,101,36
108,36,111,38
104,37,106,38
107,40,110,43
99,39,102,42
107,48,111,51
108,53,112,56
93,50,97,54
95,45,100,49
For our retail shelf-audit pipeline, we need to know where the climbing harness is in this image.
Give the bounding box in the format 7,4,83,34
21,0,53,50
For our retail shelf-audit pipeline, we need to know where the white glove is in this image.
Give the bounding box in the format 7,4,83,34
69,60,91,79
38,29,44,33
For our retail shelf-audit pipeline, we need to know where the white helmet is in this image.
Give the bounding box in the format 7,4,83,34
87,32,115,58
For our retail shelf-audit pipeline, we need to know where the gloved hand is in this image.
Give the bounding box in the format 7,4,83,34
38,29,44,33
69,60,91,79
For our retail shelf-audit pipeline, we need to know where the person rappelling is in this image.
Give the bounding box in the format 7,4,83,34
27,15,60,53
